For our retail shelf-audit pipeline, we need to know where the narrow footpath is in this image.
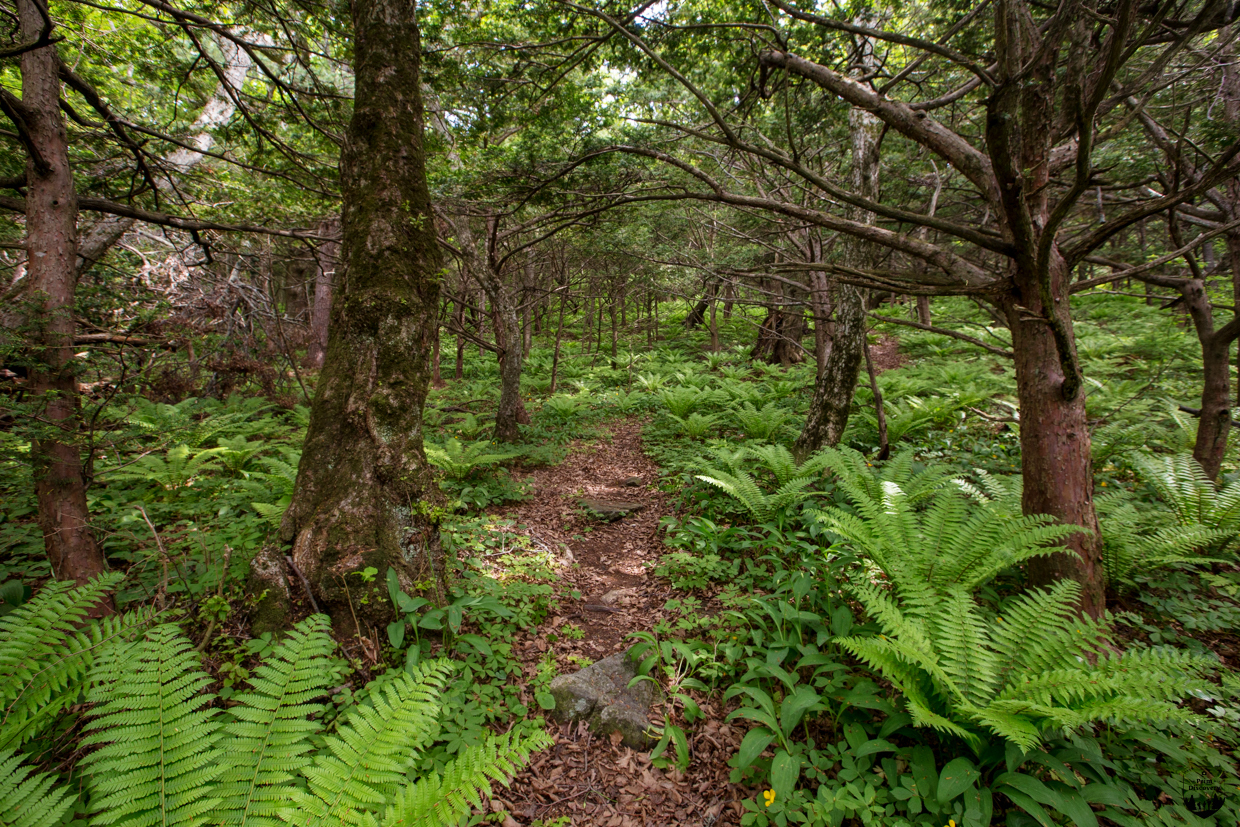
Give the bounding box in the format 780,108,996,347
492,419,747,826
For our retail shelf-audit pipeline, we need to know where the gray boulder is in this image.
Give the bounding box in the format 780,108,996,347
548,650,658,748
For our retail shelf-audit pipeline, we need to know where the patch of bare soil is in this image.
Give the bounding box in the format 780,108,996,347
869,333,905,373
494,419,748,825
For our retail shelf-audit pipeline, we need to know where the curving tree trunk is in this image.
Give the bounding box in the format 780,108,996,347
249,0,444,634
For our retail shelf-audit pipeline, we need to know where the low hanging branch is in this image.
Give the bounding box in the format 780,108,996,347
0,194,328,239
868,312,1014,358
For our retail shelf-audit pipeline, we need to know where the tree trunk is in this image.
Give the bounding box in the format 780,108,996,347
250,0,444,634
915,295,931,325
307,218,340,369
454,300,465,379
1005,267,1103,617
792,91,878,458
494,293,530,442
18,0,113,604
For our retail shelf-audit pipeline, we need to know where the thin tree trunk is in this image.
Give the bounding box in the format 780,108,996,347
916,296,931,325
307,217,340,369
494,293,530,441
250,0,444,633
793,91,877,458
19,0,113,604
550,290,566,394
863,331,889,460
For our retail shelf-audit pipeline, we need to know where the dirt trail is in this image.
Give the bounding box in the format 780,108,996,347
493,419,747,826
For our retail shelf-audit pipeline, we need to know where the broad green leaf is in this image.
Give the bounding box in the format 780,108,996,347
937,756,980,804
769,749,799,799
735,727,775,769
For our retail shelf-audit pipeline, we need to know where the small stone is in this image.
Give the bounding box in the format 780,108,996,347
621,476,643,487
600,588,635,606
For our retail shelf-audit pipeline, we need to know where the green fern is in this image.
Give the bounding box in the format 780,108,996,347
82,624,225,827
217,615,338,827
1097,492,1230,592
818,476,1215,749
0,750,75,827
101,444,226,497
240,449,302,526
371,729,552,827
0,580,547,827
817,446,959,508
659,386,723,417
731,402,793,441
1135,452,1240,545
0,572,144,751
424,438,521,480
697,469,815,522
669,412,721,439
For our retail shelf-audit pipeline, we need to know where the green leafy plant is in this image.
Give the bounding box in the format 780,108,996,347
659,386,723,417
424,438,521,480
1135,452,1240,547
669,411,721,439
1097,491,1231,592
732,402,794,441
540,394,589,423
0,581,550,827
695,468,816,523
817,475,1216,750
101,443,227,498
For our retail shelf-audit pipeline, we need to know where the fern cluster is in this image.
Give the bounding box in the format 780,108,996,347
815,466,1216,750
0,582,550,827
424,438,521,479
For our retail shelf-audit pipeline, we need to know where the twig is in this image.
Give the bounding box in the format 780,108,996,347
288,555,321,612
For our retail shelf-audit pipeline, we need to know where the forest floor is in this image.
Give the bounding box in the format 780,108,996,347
490,419,748,826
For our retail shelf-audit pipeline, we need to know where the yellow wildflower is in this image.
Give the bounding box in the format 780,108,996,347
763,790,776,807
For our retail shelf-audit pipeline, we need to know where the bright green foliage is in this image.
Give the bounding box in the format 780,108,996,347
363,730,550,827
1097,493,1230,592
0,750,75,827
696,469,815,522
242,450,301,527
668,412,720,439
820,479,1215,750
1136,453,1240,544
743,445,831,485
540,395,589,423
102,444,227,498
82,624,225,827
424,438,521,480
0,572,140,750
732,402,792,441
217,614,338,827
659,386,724,417
0,581,548,827
817,446,959,509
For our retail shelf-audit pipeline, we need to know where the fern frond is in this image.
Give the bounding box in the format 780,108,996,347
293,661,452,827
0,573,126,750
0,750,74,827
218,614,336,827
376,728,553,827
82,624,223,827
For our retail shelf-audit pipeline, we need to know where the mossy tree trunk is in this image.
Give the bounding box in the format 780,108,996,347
249,0,444,634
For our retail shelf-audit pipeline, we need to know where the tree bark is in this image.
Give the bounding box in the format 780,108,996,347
249,0,444,634
17,0,113,605
793,67,878,459
306,217,340,369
